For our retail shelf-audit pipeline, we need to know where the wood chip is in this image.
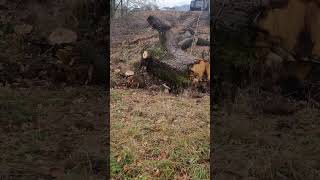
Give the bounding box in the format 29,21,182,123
125,70,134,77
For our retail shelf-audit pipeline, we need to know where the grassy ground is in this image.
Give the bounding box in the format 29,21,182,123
110,88,210,179
110,11,210,179
0,86,107,179
213,88,320,180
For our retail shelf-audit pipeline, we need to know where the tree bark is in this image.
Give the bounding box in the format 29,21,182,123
178,37,210,50
178,38,193,50
196,38,210,46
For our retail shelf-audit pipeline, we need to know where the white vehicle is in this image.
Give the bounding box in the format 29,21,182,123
190,0,209,11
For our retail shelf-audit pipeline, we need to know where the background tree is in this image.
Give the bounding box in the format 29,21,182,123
111,0,158,17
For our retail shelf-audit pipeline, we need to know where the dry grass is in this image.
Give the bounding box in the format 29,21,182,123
110,11,210,179
0,0,110,179
0,86,107,179
213,87,320,180
110,88,210,179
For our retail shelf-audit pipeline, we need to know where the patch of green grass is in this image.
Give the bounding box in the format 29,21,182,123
112,123,125,130
167,133,209,178
131,110,145,117
147,148,161,158
121,149,135,165
127,126,140,136
112,148,135,167
111,149,141,179
145,44,168,60
111,156,122,175
154,160,175,179
110,90,122,102
190,164,209,180
111,89,210,179
175,76,191,87
136,175,150,180
170,145,200,166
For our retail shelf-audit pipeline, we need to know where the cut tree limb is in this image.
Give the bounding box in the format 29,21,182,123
196,38,210,46
178,37,210,50
142,15,210,87
178,38,193,50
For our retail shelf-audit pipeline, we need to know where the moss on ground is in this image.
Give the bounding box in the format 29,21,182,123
143,42,169,60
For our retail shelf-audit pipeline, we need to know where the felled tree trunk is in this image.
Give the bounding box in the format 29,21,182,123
141,16,210,87
178,38,193,50
176,12,210,50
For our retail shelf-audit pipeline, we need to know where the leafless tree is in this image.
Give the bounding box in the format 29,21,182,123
111,0,158,17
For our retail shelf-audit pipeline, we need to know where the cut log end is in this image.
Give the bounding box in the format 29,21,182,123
142,51,150,59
